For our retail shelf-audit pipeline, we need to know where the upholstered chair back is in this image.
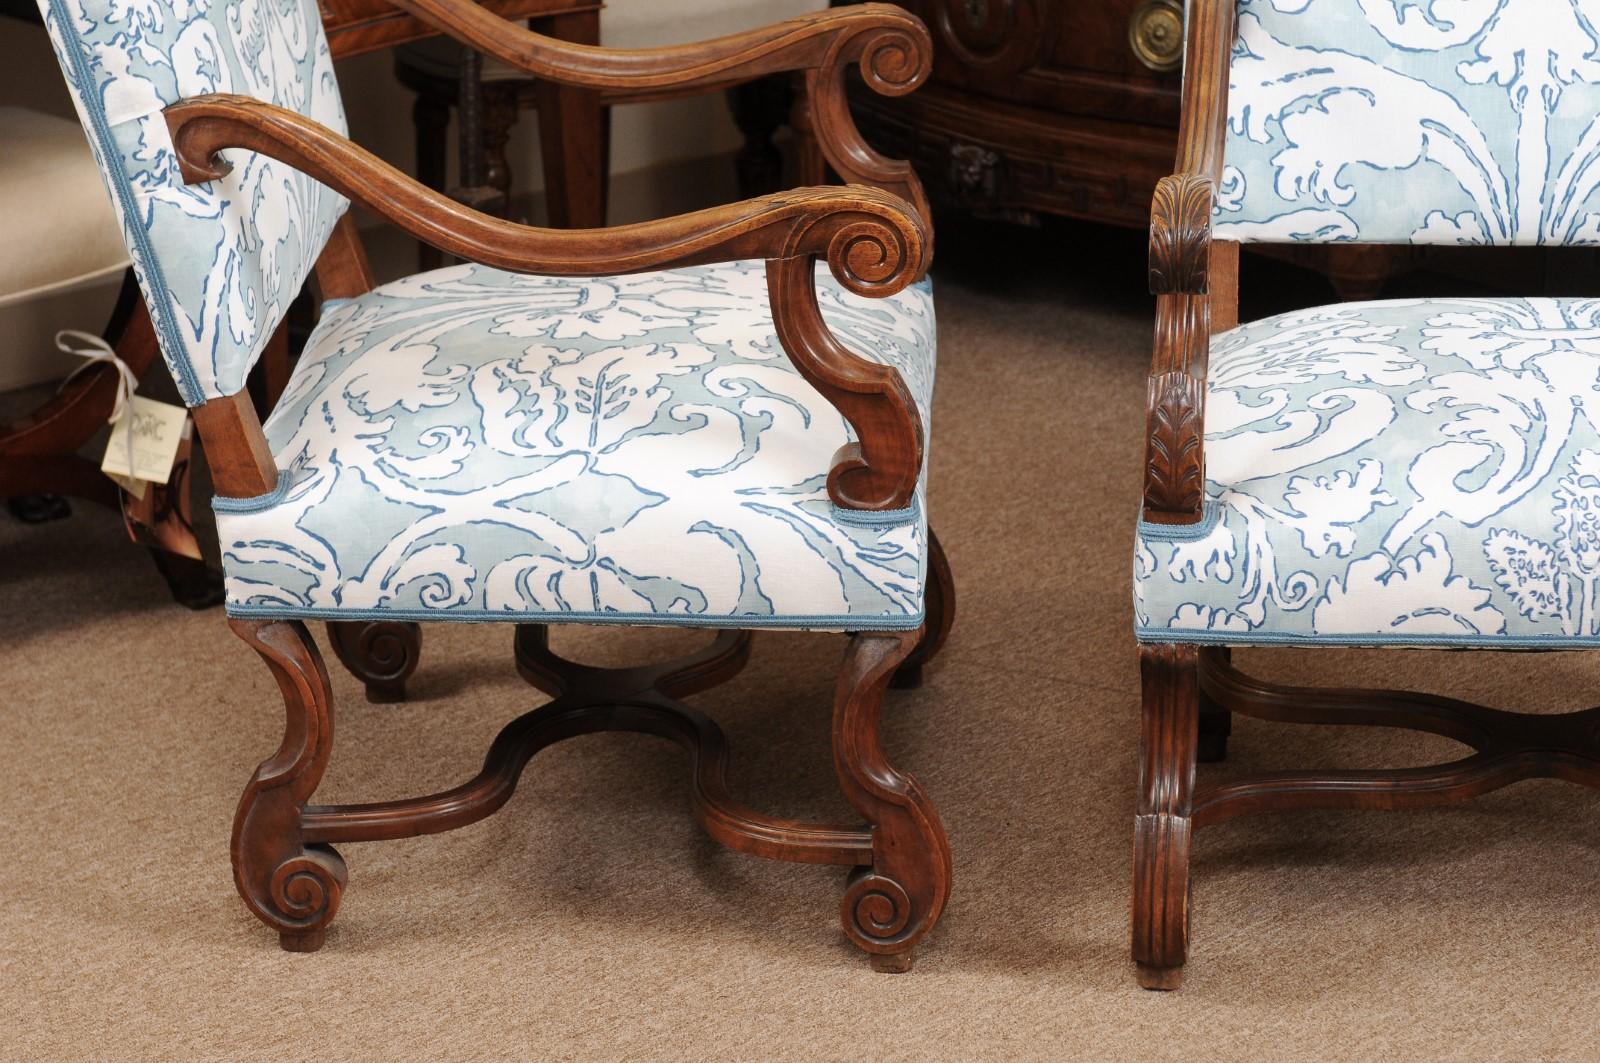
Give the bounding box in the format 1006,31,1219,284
37,0,348,404
1216,0,1600,246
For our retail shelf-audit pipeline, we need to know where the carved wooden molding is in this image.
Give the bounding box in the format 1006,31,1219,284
1144,371,1205,523
1148,173,1213,295
1143,294,1208,524
1140,0,1237,526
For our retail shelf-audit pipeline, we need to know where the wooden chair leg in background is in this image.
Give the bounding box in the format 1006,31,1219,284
834,628,953,972
789,84,827,188
728,74,794,197
892,527,955,690
412,90,451,272
1197,645,1232,763
533,9,607,229
229,618,346,952
326,621,423,704
1132,642,1198,990
0,269,222,609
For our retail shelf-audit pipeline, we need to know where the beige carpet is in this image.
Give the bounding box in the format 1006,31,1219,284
6,221,1599,1062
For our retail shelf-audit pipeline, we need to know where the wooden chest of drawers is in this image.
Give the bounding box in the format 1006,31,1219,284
837,0,1186,229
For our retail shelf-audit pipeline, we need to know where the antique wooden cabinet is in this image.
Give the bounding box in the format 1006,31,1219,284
836,0,1186,228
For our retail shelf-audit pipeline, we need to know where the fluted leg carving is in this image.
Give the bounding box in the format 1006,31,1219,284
892,528,955,690
326,620,421,703
229,619,346,952
834,628,952,972
1133,643,1198,990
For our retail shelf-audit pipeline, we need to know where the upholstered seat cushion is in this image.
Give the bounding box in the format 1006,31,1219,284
1136,297,1600,647
217,260,935,628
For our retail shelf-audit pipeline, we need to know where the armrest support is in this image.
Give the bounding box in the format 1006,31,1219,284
388,0,934,223
1142,0,1236,525
165,94,927,509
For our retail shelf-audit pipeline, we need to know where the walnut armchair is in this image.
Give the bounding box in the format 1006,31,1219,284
1134,0,1600,988
41,0,953,970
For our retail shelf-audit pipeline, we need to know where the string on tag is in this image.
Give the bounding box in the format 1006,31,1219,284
56,328,140,484
56,329,140,423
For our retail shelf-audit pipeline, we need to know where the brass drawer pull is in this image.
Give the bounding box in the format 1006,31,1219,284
1129,0,1184,73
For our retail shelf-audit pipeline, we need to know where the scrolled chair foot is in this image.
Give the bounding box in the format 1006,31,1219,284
842,867,922,972
229,619,348,949
834,631,952,971
268,844,348,952
326,620,422,703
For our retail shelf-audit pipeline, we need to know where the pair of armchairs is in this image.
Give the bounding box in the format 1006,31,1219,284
41,0,1600,985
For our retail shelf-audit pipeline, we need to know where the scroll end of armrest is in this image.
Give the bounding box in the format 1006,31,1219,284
1148,173,1215,296
167,98,244,184
843,3,934,99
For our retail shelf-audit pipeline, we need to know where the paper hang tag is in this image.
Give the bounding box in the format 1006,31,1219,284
101,396,188,486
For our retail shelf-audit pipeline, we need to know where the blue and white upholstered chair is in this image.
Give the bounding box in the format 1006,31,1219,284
1134,0,1600,988
38,0,952,970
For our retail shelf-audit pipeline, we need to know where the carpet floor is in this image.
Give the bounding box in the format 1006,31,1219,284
4,221,1598,1062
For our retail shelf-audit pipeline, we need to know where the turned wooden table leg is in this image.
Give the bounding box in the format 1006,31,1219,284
834,628,952,972
1133,643,1199,989
892,527,955,690
228,619,346,952
326,621,422,703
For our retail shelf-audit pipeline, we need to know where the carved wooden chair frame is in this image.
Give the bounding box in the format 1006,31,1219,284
164,1,955,971
1134,0,1600,989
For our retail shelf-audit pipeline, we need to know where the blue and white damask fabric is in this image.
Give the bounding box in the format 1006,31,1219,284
217,260,936,629
1136,297,1600,647
39,0,348,403
1217,0,1600,245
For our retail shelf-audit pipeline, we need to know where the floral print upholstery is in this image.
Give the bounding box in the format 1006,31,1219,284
1218,0,1600,245
217,261,937,628
38,0,348,403
1136,298,1600,646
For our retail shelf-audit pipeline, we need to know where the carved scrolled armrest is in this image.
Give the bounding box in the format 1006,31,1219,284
1143,171,1215,524
387,0,935,225
1148,173,1213,295
164,94,927,510
1143,168,1215,524
1142,0,1239,525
